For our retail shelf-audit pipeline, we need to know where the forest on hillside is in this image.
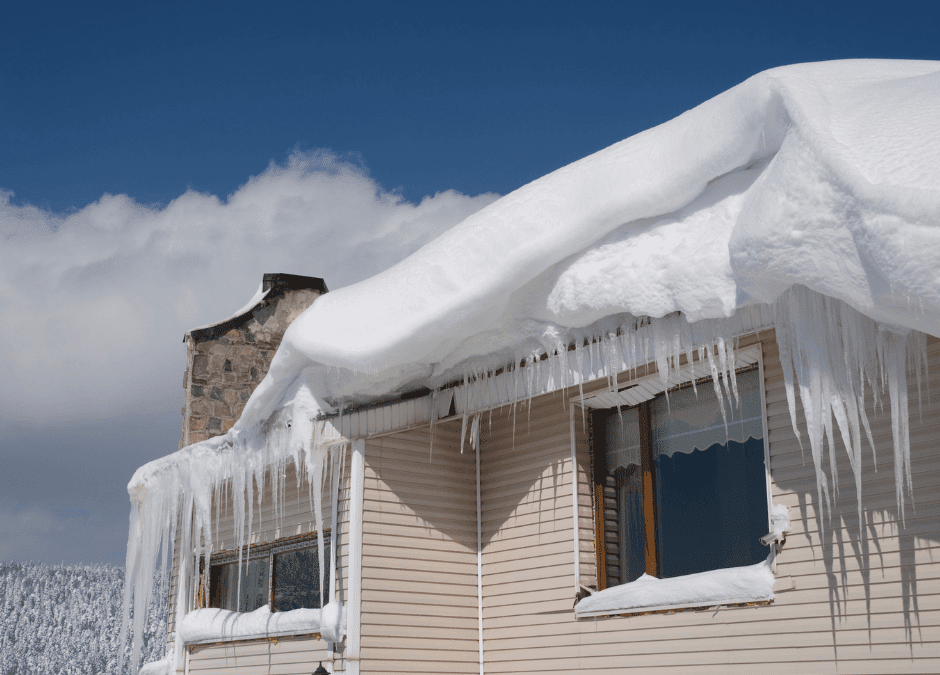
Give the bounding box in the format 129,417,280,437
0,562,166,675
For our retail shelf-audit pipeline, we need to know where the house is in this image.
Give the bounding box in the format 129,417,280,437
126,60,940,675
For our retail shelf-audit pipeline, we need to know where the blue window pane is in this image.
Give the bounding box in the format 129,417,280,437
651,369,769,578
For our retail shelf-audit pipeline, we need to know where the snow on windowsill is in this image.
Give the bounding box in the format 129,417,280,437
178,602,346,645
574,558,775,618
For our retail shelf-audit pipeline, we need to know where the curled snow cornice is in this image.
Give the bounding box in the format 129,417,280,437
231,59,940,430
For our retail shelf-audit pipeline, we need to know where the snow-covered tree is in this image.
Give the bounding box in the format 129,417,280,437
0,562,166,675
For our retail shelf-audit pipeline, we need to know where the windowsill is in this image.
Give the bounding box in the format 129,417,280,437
574,558,775,619
179,604,345,646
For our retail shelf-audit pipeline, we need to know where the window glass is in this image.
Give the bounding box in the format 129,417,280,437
604,408,646,584
209,557,269,612
651,369,768,578
273,544,330,611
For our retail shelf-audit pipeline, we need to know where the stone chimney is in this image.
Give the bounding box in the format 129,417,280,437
180,273,328,448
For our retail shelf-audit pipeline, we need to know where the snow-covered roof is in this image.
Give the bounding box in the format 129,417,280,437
236,59,940,429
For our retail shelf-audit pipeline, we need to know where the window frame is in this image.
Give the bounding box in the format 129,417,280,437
198,530,332,614
588,345,773,593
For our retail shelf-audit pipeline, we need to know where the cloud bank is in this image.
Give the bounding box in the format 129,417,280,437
0,150,498,424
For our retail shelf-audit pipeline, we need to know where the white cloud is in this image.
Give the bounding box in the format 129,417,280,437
0,150,499,424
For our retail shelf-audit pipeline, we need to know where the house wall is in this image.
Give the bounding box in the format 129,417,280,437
162,329,939,674
167,453,349,674
358,420,480,674
477,330,940,674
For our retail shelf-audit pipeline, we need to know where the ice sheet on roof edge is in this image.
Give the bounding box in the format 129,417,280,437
123,60,940,673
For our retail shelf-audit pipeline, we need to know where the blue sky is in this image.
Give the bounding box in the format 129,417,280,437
6,1,939,213
2,1,939,566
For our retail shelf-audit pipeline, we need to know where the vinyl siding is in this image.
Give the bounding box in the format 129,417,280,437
187,635,332,675
358,419,479,674
478,330,940,674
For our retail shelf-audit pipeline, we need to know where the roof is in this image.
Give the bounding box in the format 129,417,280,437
233,59,940,432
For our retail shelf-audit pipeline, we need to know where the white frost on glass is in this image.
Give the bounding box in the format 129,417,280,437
575,558,775,616
122,59,940,671
178,602,345,644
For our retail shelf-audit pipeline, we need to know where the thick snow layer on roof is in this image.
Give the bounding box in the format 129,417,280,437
238,59,940,425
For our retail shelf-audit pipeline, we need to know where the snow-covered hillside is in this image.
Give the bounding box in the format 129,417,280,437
0,562,166,675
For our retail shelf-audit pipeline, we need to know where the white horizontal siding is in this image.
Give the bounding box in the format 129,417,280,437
358,421,479,675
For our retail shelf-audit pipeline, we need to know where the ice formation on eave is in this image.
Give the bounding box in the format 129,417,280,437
123,59,940,672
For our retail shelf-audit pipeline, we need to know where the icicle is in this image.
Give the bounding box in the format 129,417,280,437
772,285,922,532
704,344,728,428
429,388,439,461
470,413,481,454
716,337,733,406
882,329,914,523
575,342,586,431
460,412,469,454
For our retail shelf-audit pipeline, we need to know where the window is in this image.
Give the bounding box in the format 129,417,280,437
202,533,331,613
592,367,769,589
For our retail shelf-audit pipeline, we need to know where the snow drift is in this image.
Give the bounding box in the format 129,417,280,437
238,59,940,421
123,59,940,671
